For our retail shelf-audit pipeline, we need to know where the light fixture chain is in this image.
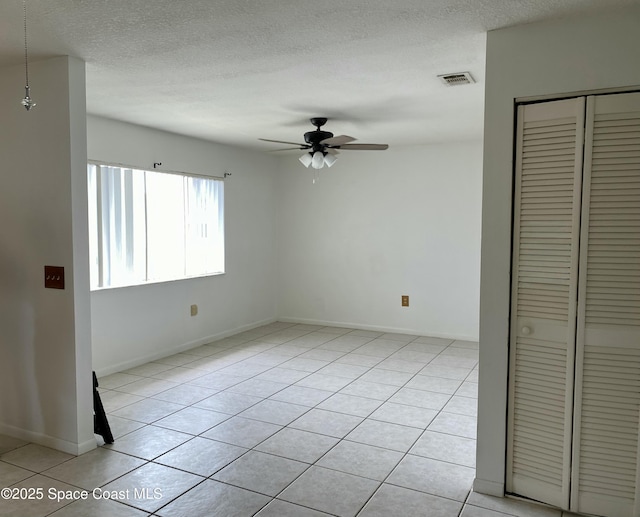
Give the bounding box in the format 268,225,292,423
23,0,29,87
21,0,35,110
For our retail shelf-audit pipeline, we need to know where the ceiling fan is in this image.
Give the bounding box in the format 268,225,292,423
259,117,389,170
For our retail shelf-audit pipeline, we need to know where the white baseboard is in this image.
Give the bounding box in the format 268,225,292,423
94,315,477,378
0,422,97,456
76,437,98,455
93,317,277,377
278,316,479,342
473,477,505,497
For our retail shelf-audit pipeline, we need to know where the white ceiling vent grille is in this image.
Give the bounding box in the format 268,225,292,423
438,72,475,86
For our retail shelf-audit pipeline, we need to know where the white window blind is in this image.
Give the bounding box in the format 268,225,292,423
87,164,224,289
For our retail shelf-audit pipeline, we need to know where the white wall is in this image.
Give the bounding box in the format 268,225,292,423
0,57,94,455
87,117,279,375
277,143,482,339
477,5,640,496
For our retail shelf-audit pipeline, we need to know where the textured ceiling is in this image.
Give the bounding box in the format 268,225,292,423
0,1,636,150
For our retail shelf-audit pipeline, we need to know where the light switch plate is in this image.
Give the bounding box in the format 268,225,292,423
45,266,65,289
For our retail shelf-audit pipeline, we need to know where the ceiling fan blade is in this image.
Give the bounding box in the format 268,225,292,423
337,143,389,150
325,148,340,155
267,147,307,152
321,135,356,146
259,138,307,147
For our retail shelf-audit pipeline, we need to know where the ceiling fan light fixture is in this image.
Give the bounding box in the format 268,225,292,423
299,152,312,167
323,153,337,167
311,151,324,169
261,118,387,177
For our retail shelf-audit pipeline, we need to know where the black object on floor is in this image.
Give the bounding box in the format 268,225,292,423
93,371,114,444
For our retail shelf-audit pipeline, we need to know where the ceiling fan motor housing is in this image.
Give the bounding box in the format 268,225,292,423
304,129,333,146
304,117,332,151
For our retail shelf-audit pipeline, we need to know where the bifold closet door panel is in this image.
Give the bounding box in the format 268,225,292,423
507,98,585,509
572,92,640,517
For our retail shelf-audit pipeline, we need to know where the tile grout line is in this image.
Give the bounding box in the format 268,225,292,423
3,322,479,517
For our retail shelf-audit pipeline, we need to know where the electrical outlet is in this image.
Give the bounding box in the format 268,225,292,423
190,304,198,316
401,295,409,307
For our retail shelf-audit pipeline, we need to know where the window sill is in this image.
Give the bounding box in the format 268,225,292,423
90,271,225,292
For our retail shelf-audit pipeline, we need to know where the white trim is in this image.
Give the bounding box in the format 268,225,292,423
0,423,97,456
90,270,225,292
473,478,505,497
277,317,478,342
516,85,640,104
93,317,277,377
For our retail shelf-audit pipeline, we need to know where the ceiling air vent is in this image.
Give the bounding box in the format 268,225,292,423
438,72,475,86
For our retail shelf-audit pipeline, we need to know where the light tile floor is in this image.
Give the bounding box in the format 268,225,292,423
0,322,569,516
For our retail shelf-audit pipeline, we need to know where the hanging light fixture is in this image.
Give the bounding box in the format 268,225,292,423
21,0,36,111
311,151,325,170
299,151,338,169
298,150,338,183
299,152,313,168
323,153,337,168
298,148,338,184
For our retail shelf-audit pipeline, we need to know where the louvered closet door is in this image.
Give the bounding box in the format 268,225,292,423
507,98,585,509
571,92,640,517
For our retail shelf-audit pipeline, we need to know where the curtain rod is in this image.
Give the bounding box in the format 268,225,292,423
87,159,225,181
